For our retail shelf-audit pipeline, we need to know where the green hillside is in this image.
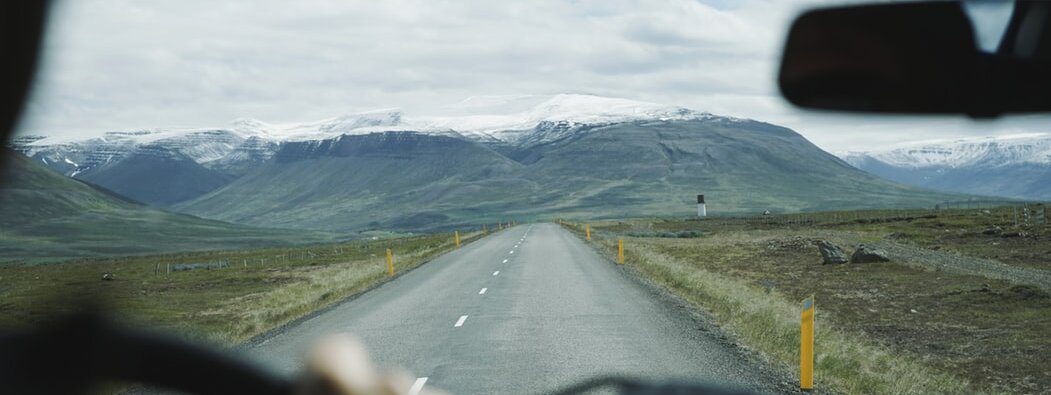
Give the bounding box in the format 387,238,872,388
0,148,336,262
177,120,967,231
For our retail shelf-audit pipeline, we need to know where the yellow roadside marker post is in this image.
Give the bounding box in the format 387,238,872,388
455,231,461,248
386,248,395,277
801,295,815,391
617,239,625,264
585,224,591,241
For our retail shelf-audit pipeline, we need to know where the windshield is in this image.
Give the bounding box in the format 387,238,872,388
2,1,1048,395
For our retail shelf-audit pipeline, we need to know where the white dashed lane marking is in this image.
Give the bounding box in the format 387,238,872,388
454,315,468,327
409,377,428,395
493,271,499,276
479,288,487,294
502,259,508,263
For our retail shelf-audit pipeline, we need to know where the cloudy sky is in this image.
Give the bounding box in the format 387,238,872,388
16,0,1047,152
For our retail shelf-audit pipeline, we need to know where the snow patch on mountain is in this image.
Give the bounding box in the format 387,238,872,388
229,108,405,141
841,133,1051,168
428,94,708,142
22,94,711,147
222,94,709,143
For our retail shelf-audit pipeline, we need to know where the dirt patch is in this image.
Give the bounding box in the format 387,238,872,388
870,239,1051,290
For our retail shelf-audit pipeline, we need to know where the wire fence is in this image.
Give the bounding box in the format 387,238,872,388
722,201,1048,228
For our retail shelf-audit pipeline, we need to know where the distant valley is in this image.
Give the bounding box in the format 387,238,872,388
0,147,336,262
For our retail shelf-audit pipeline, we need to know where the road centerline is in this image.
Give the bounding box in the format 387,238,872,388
409,377,428,395
247,223,786,395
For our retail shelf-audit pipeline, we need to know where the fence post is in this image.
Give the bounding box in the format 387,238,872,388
586,224,591,241
801,295,815,391
617,239,625,264
455,231,461,248
386,248,395,277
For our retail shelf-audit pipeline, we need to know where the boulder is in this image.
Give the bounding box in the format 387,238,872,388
851,245,890,263
813,240,848,264
981,226,1002,235
101,273,114,281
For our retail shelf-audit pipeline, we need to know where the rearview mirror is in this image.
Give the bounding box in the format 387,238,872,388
778,1,1051,118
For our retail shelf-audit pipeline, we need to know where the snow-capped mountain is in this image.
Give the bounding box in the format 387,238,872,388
840,133,1051,200
9,94,716,206
841,133,1051,168
15,94,708,164
7,93,970,229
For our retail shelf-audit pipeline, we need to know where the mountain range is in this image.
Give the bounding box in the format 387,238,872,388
840,133,1051,201
10,94,966,232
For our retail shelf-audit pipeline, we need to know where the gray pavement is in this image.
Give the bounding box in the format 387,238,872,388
246,223,791,394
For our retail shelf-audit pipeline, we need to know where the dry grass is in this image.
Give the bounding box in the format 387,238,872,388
0,230,486,344
561,220,1028,395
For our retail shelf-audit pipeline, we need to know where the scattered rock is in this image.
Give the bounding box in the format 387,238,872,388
1002,231,1028,238
767,236,813,251
1009,284,1049,300
982,226,1003,235
887,232,909,240
813,240,848,264
101,273,114,281
760,280,776,293
851,244,891,263
910,309,918,313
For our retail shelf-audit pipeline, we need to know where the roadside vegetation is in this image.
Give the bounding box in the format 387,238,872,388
0,230,485,344
562,207,1050,395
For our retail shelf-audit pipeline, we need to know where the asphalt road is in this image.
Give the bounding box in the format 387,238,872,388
246,223,790,394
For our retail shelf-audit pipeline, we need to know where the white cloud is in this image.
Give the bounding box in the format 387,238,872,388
16,0,1050,152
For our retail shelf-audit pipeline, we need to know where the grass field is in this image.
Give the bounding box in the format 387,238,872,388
0,229,486,344
562,207,1050,395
